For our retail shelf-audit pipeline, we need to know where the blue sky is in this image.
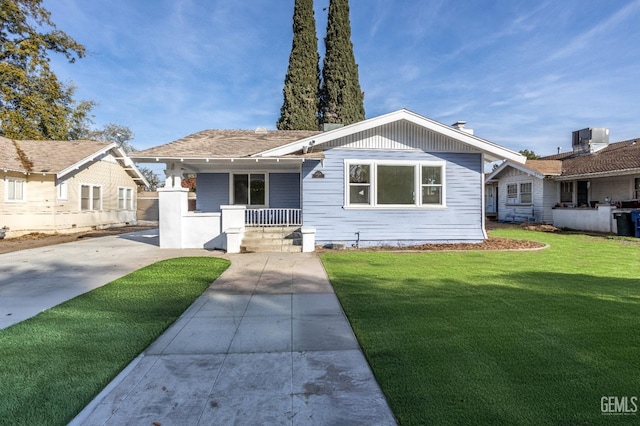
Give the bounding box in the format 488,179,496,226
44,0,640,158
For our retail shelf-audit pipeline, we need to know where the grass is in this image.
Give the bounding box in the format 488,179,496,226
321,229,640,425
0,256,229,426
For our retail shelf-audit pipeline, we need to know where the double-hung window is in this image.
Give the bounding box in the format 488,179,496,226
118,187,134,210
80,184,102,211
506,181,532,204
345,160,446,208
6,178,26,202
635,178,640,200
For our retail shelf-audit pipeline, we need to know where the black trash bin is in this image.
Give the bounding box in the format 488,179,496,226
614,212,633,236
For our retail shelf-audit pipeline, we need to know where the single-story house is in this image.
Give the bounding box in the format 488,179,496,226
486,128,640,233
1,137,149,238
132,109,525,251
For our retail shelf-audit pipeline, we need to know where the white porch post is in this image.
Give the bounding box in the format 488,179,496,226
221,205,246,253
158,163,187,248
301,226,316,252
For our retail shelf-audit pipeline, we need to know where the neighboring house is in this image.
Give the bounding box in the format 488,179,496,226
1,137,149,238
486,128,640,233
132,109,524,251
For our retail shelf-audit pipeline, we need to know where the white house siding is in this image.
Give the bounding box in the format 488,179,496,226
0,160,138,237
302,149,485,247
323,120,477,153
541,178,558,223
497,168,544,222
589,175,638,204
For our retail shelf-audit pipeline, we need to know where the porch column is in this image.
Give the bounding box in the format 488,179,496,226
158,163,187,248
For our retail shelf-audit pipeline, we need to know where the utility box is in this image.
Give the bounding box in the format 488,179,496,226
631,210,640,238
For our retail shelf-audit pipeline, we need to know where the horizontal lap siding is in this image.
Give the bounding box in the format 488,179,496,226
196,173,228,212
269,173,300,208
302,149,484,245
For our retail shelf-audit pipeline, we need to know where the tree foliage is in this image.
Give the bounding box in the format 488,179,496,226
277,0,320,130
0,0,94,140
319,0,365,125
519,149,540,160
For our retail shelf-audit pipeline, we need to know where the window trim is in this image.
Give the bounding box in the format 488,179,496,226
5,177,26,202
57,180,68,200
229,172,269,207
118,187,134,210
506,180,533,205
79,184,102,211
560,181,573,203
343,160,447,209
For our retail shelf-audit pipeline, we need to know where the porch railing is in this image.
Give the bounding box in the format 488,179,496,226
245,208,302,227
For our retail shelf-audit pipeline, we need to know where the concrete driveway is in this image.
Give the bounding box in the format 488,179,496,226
0,229,396,425
0,229,209,329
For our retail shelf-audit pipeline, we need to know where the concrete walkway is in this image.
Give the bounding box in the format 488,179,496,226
0,230,395,424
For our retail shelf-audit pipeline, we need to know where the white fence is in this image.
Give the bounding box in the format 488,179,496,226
245,208,302,227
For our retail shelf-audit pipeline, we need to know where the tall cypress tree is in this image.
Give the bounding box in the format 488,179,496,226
319,0,365,125
276,0,320,130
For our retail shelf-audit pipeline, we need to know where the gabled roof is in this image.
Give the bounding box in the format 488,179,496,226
130,110,525,164
486,158,562,181
132,129,320,160
0,136,149,186
257,109,525,163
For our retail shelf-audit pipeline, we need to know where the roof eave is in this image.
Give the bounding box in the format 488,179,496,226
555,168,640,181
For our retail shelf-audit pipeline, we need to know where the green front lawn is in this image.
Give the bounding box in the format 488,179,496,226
322,229,640,425
0,257,229,426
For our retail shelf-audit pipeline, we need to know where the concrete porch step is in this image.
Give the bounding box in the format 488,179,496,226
240,244,302,253
241,226,303,253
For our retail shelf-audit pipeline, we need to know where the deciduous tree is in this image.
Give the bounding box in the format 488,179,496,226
0,0,94,139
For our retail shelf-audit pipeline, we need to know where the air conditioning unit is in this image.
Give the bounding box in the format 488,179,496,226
572,128,609,154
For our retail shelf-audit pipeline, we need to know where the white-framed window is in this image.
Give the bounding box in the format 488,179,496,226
635,178,640,199
344,160,446,208
506,181,533,205
118,187,134,210
57,180,68,200
231,173,268,206
560,181,573,203
6,177,26,202
80,184,102,211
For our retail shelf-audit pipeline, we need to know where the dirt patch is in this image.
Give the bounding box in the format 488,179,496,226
0,225,156,255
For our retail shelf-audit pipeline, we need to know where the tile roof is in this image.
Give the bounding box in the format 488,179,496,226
0,136,115,174
524,159,562,175
132,129,321,159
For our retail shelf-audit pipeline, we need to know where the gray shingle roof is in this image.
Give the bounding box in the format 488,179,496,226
132,129,321,159
0,137,114,174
